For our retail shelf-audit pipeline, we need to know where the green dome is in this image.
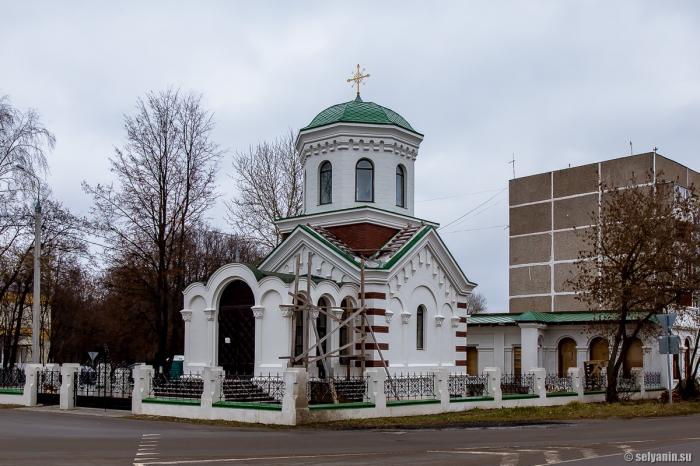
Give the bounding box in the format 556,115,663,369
301,96,421,135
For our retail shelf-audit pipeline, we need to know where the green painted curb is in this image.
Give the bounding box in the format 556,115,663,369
143,398,201,406
387,399,440,407
502,394,539,400
450,396,494,403
213,401,282,411
546,392,578,398
309,402,375,411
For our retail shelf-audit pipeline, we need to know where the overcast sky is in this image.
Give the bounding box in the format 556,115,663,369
3,1,700,311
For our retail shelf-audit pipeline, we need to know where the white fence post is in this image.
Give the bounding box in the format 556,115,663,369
202,366,223,409
436,369,450,410
568,367,584,399
367,369,387,415
282,368,307,426
132,364,153,414
484,367,502,402
23,364,41,407
60,363,80,410
529,368,547,400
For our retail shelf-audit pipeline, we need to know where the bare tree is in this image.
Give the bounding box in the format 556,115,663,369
83,89,222,368
569,173,700,402
465,292,487,314
226,130,303,251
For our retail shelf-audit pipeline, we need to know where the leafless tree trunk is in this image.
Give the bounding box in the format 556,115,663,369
83,89,222,369
226,130,303,251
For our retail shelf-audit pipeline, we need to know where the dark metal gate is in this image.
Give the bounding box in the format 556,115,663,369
74,363,133,410
37,368,61,405
218,280,255,375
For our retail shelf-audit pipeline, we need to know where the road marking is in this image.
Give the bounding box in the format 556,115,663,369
429,450,519,466
531,452,624,466
134,433,161,466
134,452,389,465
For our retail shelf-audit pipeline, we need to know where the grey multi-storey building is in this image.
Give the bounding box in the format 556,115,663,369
508,151,699,313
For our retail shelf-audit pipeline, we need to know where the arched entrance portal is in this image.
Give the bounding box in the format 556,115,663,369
218,280,255,375
623,338,643,377
558,338,577,377
589,337,609,362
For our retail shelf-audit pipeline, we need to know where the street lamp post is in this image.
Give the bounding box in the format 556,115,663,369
16,165,42,364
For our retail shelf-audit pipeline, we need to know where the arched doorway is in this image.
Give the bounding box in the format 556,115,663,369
218,280,255,375
589,337,609,362
623,338,643,377
558,338,577,377
339,297,354,367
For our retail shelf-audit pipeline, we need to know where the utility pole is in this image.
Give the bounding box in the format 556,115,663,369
16,165,42,364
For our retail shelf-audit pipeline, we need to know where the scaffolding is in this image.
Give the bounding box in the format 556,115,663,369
279,252,393,402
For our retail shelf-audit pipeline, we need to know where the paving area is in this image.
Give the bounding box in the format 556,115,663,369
0,407,698,465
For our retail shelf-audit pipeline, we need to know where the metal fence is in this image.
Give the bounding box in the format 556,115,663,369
307,376,369,404
384,373,436,401
149,373,203,401
0,367,25,389
448,374,488,398
500,374,534,395
220,373,285,404
37,368,61,405
644,371,663,389
545,374,574,394
584,374,607,392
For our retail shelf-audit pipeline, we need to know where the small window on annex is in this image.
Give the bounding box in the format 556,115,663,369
355,159,374,202
319,161,332,205
416,305,426,350
395,164,406,207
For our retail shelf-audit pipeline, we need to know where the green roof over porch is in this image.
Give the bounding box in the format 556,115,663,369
468,311,660,326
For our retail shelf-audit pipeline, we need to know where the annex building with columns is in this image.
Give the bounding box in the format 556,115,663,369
181,86,476,378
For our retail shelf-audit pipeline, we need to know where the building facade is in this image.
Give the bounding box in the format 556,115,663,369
181,95,476,376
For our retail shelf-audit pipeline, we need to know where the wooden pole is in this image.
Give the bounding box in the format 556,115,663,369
289,255,301,368
304,252,312,369
360,258,366,377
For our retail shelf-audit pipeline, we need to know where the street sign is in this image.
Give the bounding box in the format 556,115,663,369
656,313,676,331
658,335,681,354
88,351,98,362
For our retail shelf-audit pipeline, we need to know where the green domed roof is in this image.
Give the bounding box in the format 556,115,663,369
301,96,421,135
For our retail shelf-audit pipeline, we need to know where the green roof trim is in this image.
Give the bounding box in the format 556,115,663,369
275,205,438,227
245,263,328,284
468,311,661,326
301,96,422,136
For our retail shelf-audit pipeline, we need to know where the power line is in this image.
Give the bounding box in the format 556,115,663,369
440,224,509,234
437,187,507,231
415,188,503,204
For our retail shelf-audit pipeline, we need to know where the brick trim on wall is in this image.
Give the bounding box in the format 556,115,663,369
365,308,386,316
455,360,468,366
355,342,389,351
457,302,467,309
354,360,388,368
456,331,467,338
358,325,389,334
362,292,386,300
455,345,467,352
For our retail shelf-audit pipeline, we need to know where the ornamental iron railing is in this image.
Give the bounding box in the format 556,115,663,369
584,374,607,392
384,372,436,401
545,374,574,393
220,373,285,404
307,376,369,404
500,374,534,395
644,371,663,389
0,367,25,389
448,374,488,398
75,364,133,399
149,373,203,401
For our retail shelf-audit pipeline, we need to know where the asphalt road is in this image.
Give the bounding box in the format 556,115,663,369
0,408,698,466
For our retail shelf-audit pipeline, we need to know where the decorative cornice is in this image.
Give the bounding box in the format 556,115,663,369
251,306,264,319
384,309,394,324
450,316,460,328
400,311,411,325
281,308,294,318
331,308,344,320
203,308,216,321
180,309,192,323
434,315,445,327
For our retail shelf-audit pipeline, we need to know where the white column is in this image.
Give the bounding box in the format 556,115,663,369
493,333,505,372
59,363,79,410
519,324,544,373
252,306,265,374
204,308,217,367
576,346,588,371
131,364,154,414
367,369,387,415
180,309,192,364
631,367,645,397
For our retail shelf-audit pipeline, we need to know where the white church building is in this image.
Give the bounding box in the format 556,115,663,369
181,90,476,377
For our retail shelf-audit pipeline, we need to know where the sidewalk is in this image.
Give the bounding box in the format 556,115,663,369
19,405,131,418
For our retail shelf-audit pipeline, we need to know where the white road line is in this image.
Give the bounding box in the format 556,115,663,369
429,450,519,466
134,452,389,465
531,452,623,466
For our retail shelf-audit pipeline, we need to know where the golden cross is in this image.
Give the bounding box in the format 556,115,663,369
347,64,370,97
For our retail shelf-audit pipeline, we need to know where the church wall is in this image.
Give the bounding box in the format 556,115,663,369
301,129,417,217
